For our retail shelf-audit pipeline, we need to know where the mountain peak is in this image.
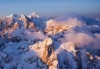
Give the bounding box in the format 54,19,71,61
29,12,40,18
20,14,27,19
6,14,20,20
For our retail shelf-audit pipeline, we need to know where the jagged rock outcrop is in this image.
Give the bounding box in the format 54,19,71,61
12,22,19,30
45,19,70,35
28,38,58,69
0,19,2,24
19,14,29,29
28,22,35,29
28,12,40,18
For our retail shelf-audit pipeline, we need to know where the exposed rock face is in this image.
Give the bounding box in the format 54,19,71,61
29,38,58,69
45,20,70,35
28,22,35,29
19,15,28,29
0,19,3,30
0,19,2,24
12,22,19,30
2,14,36,30
28,12,40,18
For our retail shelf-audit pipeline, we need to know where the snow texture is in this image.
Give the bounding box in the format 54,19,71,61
0,12,100,69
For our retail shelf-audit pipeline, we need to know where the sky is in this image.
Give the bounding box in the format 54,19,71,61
0,0,100,18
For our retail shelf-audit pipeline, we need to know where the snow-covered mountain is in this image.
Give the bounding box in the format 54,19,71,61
28,12,40,18
0,12,100,69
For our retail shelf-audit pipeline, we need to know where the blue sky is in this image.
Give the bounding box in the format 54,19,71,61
0,0,100,17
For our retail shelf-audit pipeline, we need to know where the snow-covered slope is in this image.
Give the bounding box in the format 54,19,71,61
0,12,100,69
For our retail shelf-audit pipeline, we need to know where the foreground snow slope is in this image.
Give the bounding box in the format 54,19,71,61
0,12,100,69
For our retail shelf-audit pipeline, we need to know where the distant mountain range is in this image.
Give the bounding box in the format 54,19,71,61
0,12,100,69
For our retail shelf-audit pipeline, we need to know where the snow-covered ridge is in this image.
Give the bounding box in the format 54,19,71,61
0,12,100,69
28,12,40,18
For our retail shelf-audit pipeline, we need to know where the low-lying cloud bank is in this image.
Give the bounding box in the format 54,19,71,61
46,17,100,54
